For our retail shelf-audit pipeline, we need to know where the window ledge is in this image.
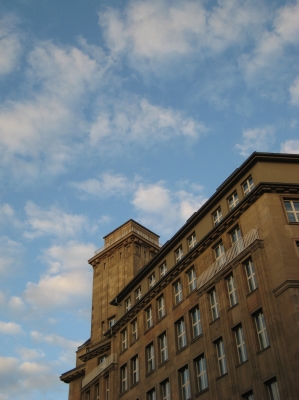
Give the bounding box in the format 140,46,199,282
157,314,166,323
158,359,169,369
130,382,139,390
130,338,139,347
246,287,259,298
120,348,128,355
191,334,203,344
176,345,188,355
173,300,184,310
144,326,154,335
216,372,228,381
145,369,155,378
186,288,197,298
209,317,220,325
227,303,238,312
236,359,248,369
257,345,271,355
195,388,209,397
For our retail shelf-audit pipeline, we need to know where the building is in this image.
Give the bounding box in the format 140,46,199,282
60,152,299,400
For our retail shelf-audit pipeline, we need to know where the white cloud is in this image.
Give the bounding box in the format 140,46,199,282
90,97,207,148
0,321,23,335
24,201,93,239
0,236,23,274
235,126,275,157
16,347,45,360
289,75,299,106
72,172,137,198
132,181,206,237
0,16,22,76
99,0,265,62
280,140,299,154
8,296,26,313
24,241,94,310
30,331,80,350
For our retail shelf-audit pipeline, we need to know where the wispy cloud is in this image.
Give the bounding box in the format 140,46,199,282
0,321,24,335
0,15,22,76
289,75,299,106
280,140,299,154
235,126,275,157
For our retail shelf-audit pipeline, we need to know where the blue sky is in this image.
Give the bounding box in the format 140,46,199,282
0,0,298,398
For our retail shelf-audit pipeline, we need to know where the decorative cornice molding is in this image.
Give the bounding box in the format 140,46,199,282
272,279,299,297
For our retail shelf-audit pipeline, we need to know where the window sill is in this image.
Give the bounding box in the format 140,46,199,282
195,388,209,397
130,338,139,347
157,314,166,323
158,359,169,369
130,382,139,390
236,359,248,369
144,326,154,335
186,288,197,298
176,345,188,355
191,334,203,344
120,348,128,355
227,303,238,312
209,317,220,325
216,372,228,381
145,369,155,378
173,300,184,310
257,345,270,355
246,287,259,297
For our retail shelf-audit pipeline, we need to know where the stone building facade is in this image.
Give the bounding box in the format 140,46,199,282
60,152,299,400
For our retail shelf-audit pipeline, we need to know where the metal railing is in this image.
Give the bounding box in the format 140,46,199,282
94,226,162,255
82,354,117,388
197,229,259,289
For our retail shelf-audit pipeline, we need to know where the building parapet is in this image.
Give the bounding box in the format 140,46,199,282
197,229,259,289
94,226,162,255
81,354,117,388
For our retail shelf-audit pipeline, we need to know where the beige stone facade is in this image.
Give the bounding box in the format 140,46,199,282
60,152,299,400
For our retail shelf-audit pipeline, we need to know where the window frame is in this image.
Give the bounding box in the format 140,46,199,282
146,342,155,373
120,363,128,393
146,388,156,400
195,354,208,392
212,207,223,226
214,241,226,266
234,325,247,364
145,306,153,330
160,379,171,400
157,294,166,319
159,331,168,364
215,339,227,376
131,355,139,385
173,280,183,305
189,306,202,339
121,328,128,351
175,245,184,263
242,176,254,196
160,262,167,277
283,199,299,223
148,273,156,289
265,378,281,400
209,289,219,321
228,191,239,210
131,319,138,342
187,268,197,292
188,232,197,250
254,311,270,350
226,274,238,307
176,318,187,350
179,365,191,400
245,259,258,292
125,297,131,312
135,286,142,302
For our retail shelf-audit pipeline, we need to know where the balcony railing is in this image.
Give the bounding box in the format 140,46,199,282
197,229,259,289
82,354,117,388
94,226,162,255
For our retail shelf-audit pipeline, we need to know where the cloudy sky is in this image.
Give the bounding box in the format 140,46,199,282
0,0,298,398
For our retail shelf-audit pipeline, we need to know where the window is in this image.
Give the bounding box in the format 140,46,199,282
146,343,155,373
254,311,270,350
120,364,128,393
176,318,187,350
230,226,244,254
213,208,222,226
159,332,168,363
125,297,131,312
266,378,281,400
195,355,208,392
157,295,166,319
188,232,196,250
160,262,167,277
131,355,139,385
226,275,238,307
86,391,90,400
179,366,191,400
147,388,156,400
160,379,171,400
210,290,219,320
175,246,183,262
135,286,142,302
296,240,299,255
242,391,255,400
146,307,153,330
216,339,227,376
131,319,138,342
174,280,183,305
284,199,299,222
234,326,247,363
108,317,116,329
214,242,226,266
187,268,196,292
228,191,239,210
243,176,254,196
121,329,127,351
105,376,109,400
245,259,258,292
190,306,202,339
149,273,156,289
99,355,107,365
95,384,100,400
